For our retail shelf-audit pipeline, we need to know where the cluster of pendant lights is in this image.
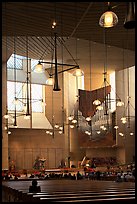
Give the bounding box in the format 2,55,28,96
4,2,135,136
34,19,84,87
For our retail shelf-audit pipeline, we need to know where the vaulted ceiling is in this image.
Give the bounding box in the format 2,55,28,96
2,2,135,75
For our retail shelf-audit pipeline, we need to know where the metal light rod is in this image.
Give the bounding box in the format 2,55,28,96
40,61,78,67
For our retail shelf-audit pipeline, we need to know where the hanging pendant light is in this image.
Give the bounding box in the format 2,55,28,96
73,66,84,77
99,2,118,28
124,2,135,29
46,75,54,85
34,61,44,73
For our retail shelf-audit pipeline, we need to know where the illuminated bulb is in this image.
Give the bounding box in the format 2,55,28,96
117,101,124,107
70,125,74,128
130,132,134,136
121,119,127,124
100,125,104,129
34,62,44,73
121,117,126,121
4,127,8,130
59,127,63,130
97,131,101,134
72,119,77,123
46,76,54,85
8,131,11,135
54,124,59,128
87,132,91,135
73,67,84,77
50,132,53,135
53,21,56,26
104,12,113,26
93,99,101,105
85,130,89,134
59,131,62,134
114,125,119,129
4,114,9,119
119,132,124,136
46,130,50,134
86,116,91,121
68,116,74,121
103,127,107,131
96,105,103,110
99,11,118,28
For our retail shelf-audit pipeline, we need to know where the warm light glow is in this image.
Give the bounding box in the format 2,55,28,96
130,132,134,136
72,119,77,123
121,120,127,124
99,11,118,28
114,125,119,129
100,125,104,129
96,105,103,110
70,125,74,128
4,114,9,119
68,116,74,121
121,117,126,121
4,127,8,130
54,124,59,128
117,101,124,107
34,62,44,73
104,12,113,26
53,21,56,26
46,130,50,134
46,76,54,85
93,99,101,105
59,126,63,130
59,131,62,134
8,131,11,135
119,132,124,137
97,131,101,134
73,68,84,77
86,116,91,121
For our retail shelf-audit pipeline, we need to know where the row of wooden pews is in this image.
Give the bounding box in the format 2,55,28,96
2,180,135,203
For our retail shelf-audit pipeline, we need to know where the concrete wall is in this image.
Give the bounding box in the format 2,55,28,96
8,128,65,169
116,66,135,164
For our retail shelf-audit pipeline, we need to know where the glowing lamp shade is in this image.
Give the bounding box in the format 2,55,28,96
99,11,118,28
46,76,54,85
34,62,44,73
93,99,101,106
117,101,124,107
73,67,84,77
4,114,9,119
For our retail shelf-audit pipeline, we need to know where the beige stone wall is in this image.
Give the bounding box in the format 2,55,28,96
8,128,65,169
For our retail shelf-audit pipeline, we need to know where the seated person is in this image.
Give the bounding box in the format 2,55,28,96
29,180,41,193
